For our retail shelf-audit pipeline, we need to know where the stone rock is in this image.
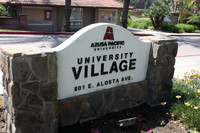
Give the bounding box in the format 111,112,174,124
166,55,175,67
20,93,43,112
21,81,40,94
20,88,29,100
29,74,38,81
59,96,87,126
88,89,112,114
172,43,178,57
111,86,125,111
3,89,8,111
157,44,166,57
39,82,57,102
117,95,130,110
157,81,172,101
146,86,157,105
6,111,11,133
152,43,166,58
153,66,164,85
160,56,168,66
9,82,21,107
31,55,48,80
166,42,178,56
41,102,58,123
19,121,58,133
48,53,57,81
12,56,32,82
15,109,40,128
79,102,94,119
125,83,146,102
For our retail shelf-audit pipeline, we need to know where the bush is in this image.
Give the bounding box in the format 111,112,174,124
128,18,153,29
187,13,200,28
176,24,198,32
161,23,198,33
0,4,11,17
132,18,152,23
161,23,183,33
179,10,192,24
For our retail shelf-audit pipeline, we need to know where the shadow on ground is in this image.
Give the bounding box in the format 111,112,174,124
59,104,172,133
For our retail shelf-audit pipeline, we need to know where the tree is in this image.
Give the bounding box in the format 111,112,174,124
63,0,71,32
121,0,131,28
143,0,171,30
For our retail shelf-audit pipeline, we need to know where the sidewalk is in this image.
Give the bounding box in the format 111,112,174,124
128,27,200,37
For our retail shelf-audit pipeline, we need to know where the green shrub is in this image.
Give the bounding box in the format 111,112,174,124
129,22,140,28
161,23,183,33
179,10,192,24
128,18,153,29
161,23,198,33
0,4,11,17
187,14,200,28
132,18,151,23
176,24,198,32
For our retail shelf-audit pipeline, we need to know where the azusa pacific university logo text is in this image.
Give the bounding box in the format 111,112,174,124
103,27,114,40
90,26,124,51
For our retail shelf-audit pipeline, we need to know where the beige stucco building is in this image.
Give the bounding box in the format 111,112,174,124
1,0,128,32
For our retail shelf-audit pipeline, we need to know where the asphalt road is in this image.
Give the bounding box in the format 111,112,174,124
171,36,200,57
0,34,71,48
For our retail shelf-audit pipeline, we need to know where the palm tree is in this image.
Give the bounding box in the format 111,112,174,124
63,0,71,32
121,0,130,28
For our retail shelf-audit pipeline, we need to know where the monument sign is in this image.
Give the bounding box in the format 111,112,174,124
54,23,150,99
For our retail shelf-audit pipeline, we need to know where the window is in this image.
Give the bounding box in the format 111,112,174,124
98,9,118,24
70,8,82,27
70,8,82,20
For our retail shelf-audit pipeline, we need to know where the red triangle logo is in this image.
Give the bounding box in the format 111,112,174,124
103,27,114,40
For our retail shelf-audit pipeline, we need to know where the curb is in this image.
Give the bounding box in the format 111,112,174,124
0,31,75,35
176,54,200,58
171,34,200,37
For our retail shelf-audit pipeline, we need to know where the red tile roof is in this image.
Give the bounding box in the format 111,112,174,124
1,0,131,9
0,0,8,4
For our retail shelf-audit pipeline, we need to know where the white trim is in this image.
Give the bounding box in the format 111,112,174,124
22,6,52,9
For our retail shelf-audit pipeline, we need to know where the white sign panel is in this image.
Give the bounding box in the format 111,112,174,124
54,23,150,99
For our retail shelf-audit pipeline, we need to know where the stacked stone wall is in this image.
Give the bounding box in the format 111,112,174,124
0,52,58,133
140,36,178,105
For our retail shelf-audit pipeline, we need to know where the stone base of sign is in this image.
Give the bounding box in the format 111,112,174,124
59,81,147,126
0,36,177,133
0,50,58,133
140,36,178,106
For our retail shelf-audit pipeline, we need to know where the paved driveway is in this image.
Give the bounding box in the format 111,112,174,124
0,34,71,48
171,36,200,57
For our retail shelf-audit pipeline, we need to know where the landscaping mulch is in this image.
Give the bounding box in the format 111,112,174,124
60,103,191,133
